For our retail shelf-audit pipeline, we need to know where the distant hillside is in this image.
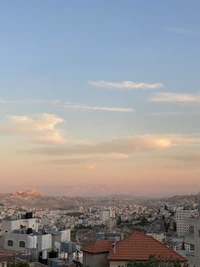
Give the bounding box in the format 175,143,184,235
0,189,199,210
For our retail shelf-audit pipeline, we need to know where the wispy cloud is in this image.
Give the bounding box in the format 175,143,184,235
43,153,129,166
62,103,134,113
0,98,134,113
88,80,164,90
0,114,65,145
149,92,200,102
24,134,200,156
166,27,200,36
49,100,62,104
85,164,98,169
0,98,44,104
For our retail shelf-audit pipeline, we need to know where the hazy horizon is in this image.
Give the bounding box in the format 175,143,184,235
1,1,200,197
0,186,199,198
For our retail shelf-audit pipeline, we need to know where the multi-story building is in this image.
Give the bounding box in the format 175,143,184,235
2,212,70,253
176,208,198,237
99,210,110,222
181,217,200,267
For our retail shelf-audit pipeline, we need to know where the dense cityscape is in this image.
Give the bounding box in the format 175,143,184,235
1,1,200,267
0,190,200,266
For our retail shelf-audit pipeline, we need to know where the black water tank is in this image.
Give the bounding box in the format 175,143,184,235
27,228,33,234
48,251,58,258
26,212,33,219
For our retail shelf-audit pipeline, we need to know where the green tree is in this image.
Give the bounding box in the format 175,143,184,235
8,262,29,267
127,255,183,267
116,216,122,225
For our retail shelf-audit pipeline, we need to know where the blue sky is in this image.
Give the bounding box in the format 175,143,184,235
0,1,200,196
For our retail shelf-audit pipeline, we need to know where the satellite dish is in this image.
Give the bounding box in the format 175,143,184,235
55,242,61,252
76,245,81,253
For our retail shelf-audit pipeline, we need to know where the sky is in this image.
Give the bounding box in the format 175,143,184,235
1,0,200,197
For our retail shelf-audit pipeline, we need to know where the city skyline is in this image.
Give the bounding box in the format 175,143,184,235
1,1,200,196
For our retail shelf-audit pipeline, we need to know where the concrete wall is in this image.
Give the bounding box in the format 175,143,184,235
83,252,109,267
4,233,52,252
37,234,52,251
52,235,61,249
2,218,38,234
0,262,8,267
4,233,28,252
61,230,71,242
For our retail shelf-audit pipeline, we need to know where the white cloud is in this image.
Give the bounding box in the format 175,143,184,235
0,98,15,104
26,134,200,156
149,92,200,102
0,113,65,145
0,98,134,112
88,80,163,90
63,104,134,113
49,100,62,104
42,153,130,166
85,164,98,169
20,100,44,104
166,27,199,36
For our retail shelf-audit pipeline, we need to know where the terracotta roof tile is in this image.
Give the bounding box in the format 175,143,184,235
81,240,113,254
108,232,187,261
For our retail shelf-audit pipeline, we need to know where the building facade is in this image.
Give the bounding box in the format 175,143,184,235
176,208,198,237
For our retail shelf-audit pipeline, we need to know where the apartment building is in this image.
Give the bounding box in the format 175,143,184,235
176,208,198,237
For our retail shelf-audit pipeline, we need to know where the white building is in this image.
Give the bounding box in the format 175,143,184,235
2,213,71,253
178,217,200,267
99,210,110,222
176,208,198,237
109,209,115,219
147,233,165,243
2,214,39,234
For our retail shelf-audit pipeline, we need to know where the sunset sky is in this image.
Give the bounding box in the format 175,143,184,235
1,1,200,197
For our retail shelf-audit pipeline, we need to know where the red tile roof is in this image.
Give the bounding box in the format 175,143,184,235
81,240,113,254
108,232,187,262
0,253,13,259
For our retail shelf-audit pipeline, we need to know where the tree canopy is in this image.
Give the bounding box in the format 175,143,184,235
127,255,185,267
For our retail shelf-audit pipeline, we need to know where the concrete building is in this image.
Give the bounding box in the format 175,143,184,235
147,233,165,243
2,213,39,234
176,208,198,237
99,210,110,222
180,217,200,267
2,213,71,253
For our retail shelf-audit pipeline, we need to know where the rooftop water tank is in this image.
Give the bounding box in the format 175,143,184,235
33,235,37,249
27,235,34,249
27,235,37,249
42,250,47,260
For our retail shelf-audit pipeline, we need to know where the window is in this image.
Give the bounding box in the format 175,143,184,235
7,240,13,246
190,244,195,251
19,241,25,248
